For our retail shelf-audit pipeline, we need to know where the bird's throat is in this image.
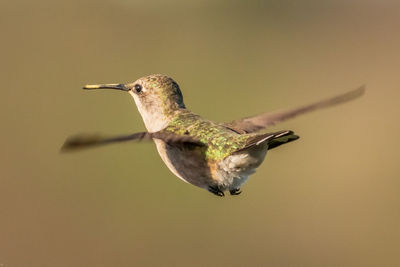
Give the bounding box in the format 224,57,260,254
129,91,182,132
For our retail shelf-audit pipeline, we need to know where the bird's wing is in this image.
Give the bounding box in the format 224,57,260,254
61,131,204,152
223,86,365,134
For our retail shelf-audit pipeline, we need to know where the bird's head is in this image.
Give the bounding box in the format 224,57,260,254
83,74,186,132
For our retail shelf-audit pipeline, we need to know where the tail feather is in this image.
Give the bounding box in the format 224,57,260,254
233,130,299,154
267,132,299,150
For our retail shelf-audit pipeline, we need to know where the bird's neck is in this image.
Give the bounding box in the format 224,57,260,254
129,91,188,132
135,103,187,133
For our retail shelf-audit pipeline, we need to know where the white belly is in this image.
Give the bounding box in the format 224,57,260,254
216,146,269,190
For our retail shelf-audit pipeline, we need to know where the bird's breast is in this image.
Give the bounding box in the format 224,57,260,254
153,139,215,189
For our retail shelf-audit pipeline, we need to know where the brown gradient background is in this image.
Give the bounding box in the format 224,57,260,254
1,0,400,266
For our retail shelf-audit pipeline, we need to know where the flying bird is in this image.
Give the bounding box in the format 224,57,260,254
63,74,365,196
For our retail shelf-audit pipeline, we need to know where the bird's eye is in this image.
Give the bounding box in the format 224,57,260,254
134,84,142,93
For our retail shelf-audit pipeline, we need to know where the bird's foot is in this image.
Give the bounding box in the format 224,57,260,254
229,188,242,195
208,186,225,197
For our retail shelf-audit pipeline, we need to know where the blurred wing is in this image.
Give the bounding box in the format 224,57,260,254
61,131,204,152
224,86,365,134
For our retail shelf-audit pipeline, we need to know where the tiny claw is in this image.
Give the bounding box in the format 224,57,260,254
208,186,225,197
229,188,242,195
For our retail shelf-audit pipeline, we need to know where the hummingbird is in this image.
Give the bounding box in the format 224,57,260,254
63,74,365,197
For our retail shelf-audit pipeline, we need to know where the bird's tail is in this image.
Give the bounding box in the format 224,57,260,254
266,130,299,150
233,130,299,154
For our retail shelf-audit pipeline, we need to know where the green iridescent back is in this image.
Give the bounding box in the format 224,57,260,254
164,110,251,161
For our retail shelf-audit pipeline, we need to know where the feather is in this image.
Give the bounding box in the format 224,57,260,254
61,131,204,152
224,86,365,134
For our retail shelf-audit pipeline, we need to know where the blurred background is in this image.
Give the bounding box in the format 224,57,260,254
1,0,400,266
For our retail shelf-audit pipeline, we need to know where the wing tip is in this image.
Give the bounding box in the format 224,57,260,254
356,84,366,95
60,135,103,153
342,84,366,102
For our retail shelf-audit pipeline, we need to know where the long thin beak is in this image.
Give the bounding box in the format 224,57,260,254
83,83,130,91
